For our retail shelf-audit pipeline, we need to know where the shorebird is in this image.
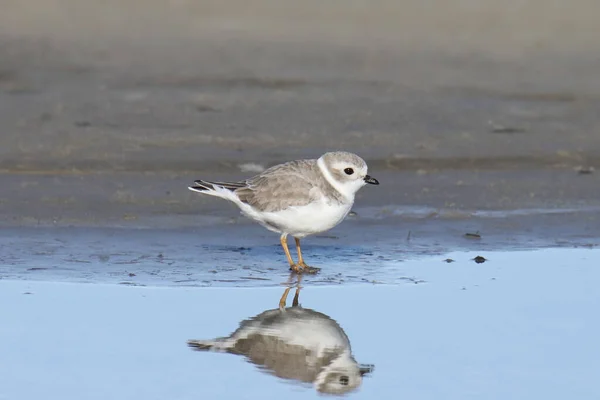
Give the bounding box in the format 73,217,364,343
189,151,379,273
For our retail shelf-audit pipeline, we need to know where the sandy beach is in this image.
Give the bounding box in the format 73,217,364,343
2,0,600,238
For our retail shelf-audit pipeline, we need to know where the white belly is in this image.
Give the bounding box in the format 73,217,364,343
255,200,352,238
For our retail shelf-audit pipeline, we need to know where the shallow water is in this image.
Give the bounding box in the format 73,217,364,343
1,247,599,399
1,221,599,287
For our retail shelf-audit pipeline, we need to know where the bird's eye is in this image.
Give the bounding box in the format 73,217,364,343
344,168,354,175
340,376,349,386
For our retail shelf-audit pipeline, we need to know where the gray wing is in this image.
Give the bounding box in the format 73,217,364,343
235,159,323,212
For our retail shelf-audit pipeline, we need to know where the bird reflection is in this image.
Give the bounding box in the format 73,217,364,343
187,278,374,395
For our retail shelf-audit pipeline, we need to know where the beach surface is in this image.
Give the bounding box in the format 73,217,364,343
2,0,600,245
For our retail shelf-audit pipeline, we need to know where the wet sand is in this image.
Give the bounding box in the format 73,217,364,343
2,166,599,286
3,0,600,172
2,0,600,280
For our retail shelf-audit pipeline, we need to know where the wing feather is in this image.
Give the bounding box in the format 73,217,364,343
235,160,322,212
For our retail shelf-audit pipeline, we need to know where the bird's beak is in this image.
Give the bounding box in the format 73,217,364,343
364,175,379,185
359,364,375,376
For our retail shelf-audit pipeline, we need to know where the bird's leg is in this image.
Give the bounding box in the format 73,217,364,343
294,237,320,274
279,271,299,309
281,234,302,273
279,287,291,310
291,274,302,307
292,286,301,307
295,237,306,265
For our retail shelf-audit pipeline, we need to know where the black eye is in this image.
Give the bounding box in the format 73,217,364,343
344,168,354,175
340,376,349,385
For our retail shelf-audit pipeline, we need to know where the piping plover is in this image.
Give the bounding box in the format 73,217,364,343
188,151,379,273
187,286,374,395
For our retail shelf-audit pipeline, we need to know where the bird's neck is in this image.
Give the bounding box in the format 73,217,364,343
317,157,354,203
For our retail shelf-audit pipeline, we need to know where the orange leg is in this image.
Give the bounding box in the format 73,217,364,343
279,286,302,309
279,287,291,309
294,237,320,274
295,237,306,265
280,273,302,309
292,287,301,307
281,234,302,273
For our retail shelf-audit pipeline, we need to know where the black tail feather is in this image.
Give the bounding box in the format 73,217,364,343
191,180,246,191
189,185,210,192
187,340,214,351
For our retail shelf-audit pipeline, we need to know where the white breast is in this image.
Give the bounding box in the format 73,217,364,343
229,309,351,357
259,199,352,238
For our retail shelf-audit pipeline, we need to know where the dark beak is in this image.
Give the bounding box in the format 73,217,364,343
359,364,375,376
364,175,379,185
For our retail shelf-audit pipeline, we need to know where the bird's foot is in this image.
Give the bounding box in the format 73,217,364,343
289,262,320,274
299,262,320,274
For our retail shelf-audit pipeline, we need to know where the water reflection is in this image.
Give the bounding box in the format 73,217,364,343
187,282,374,395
